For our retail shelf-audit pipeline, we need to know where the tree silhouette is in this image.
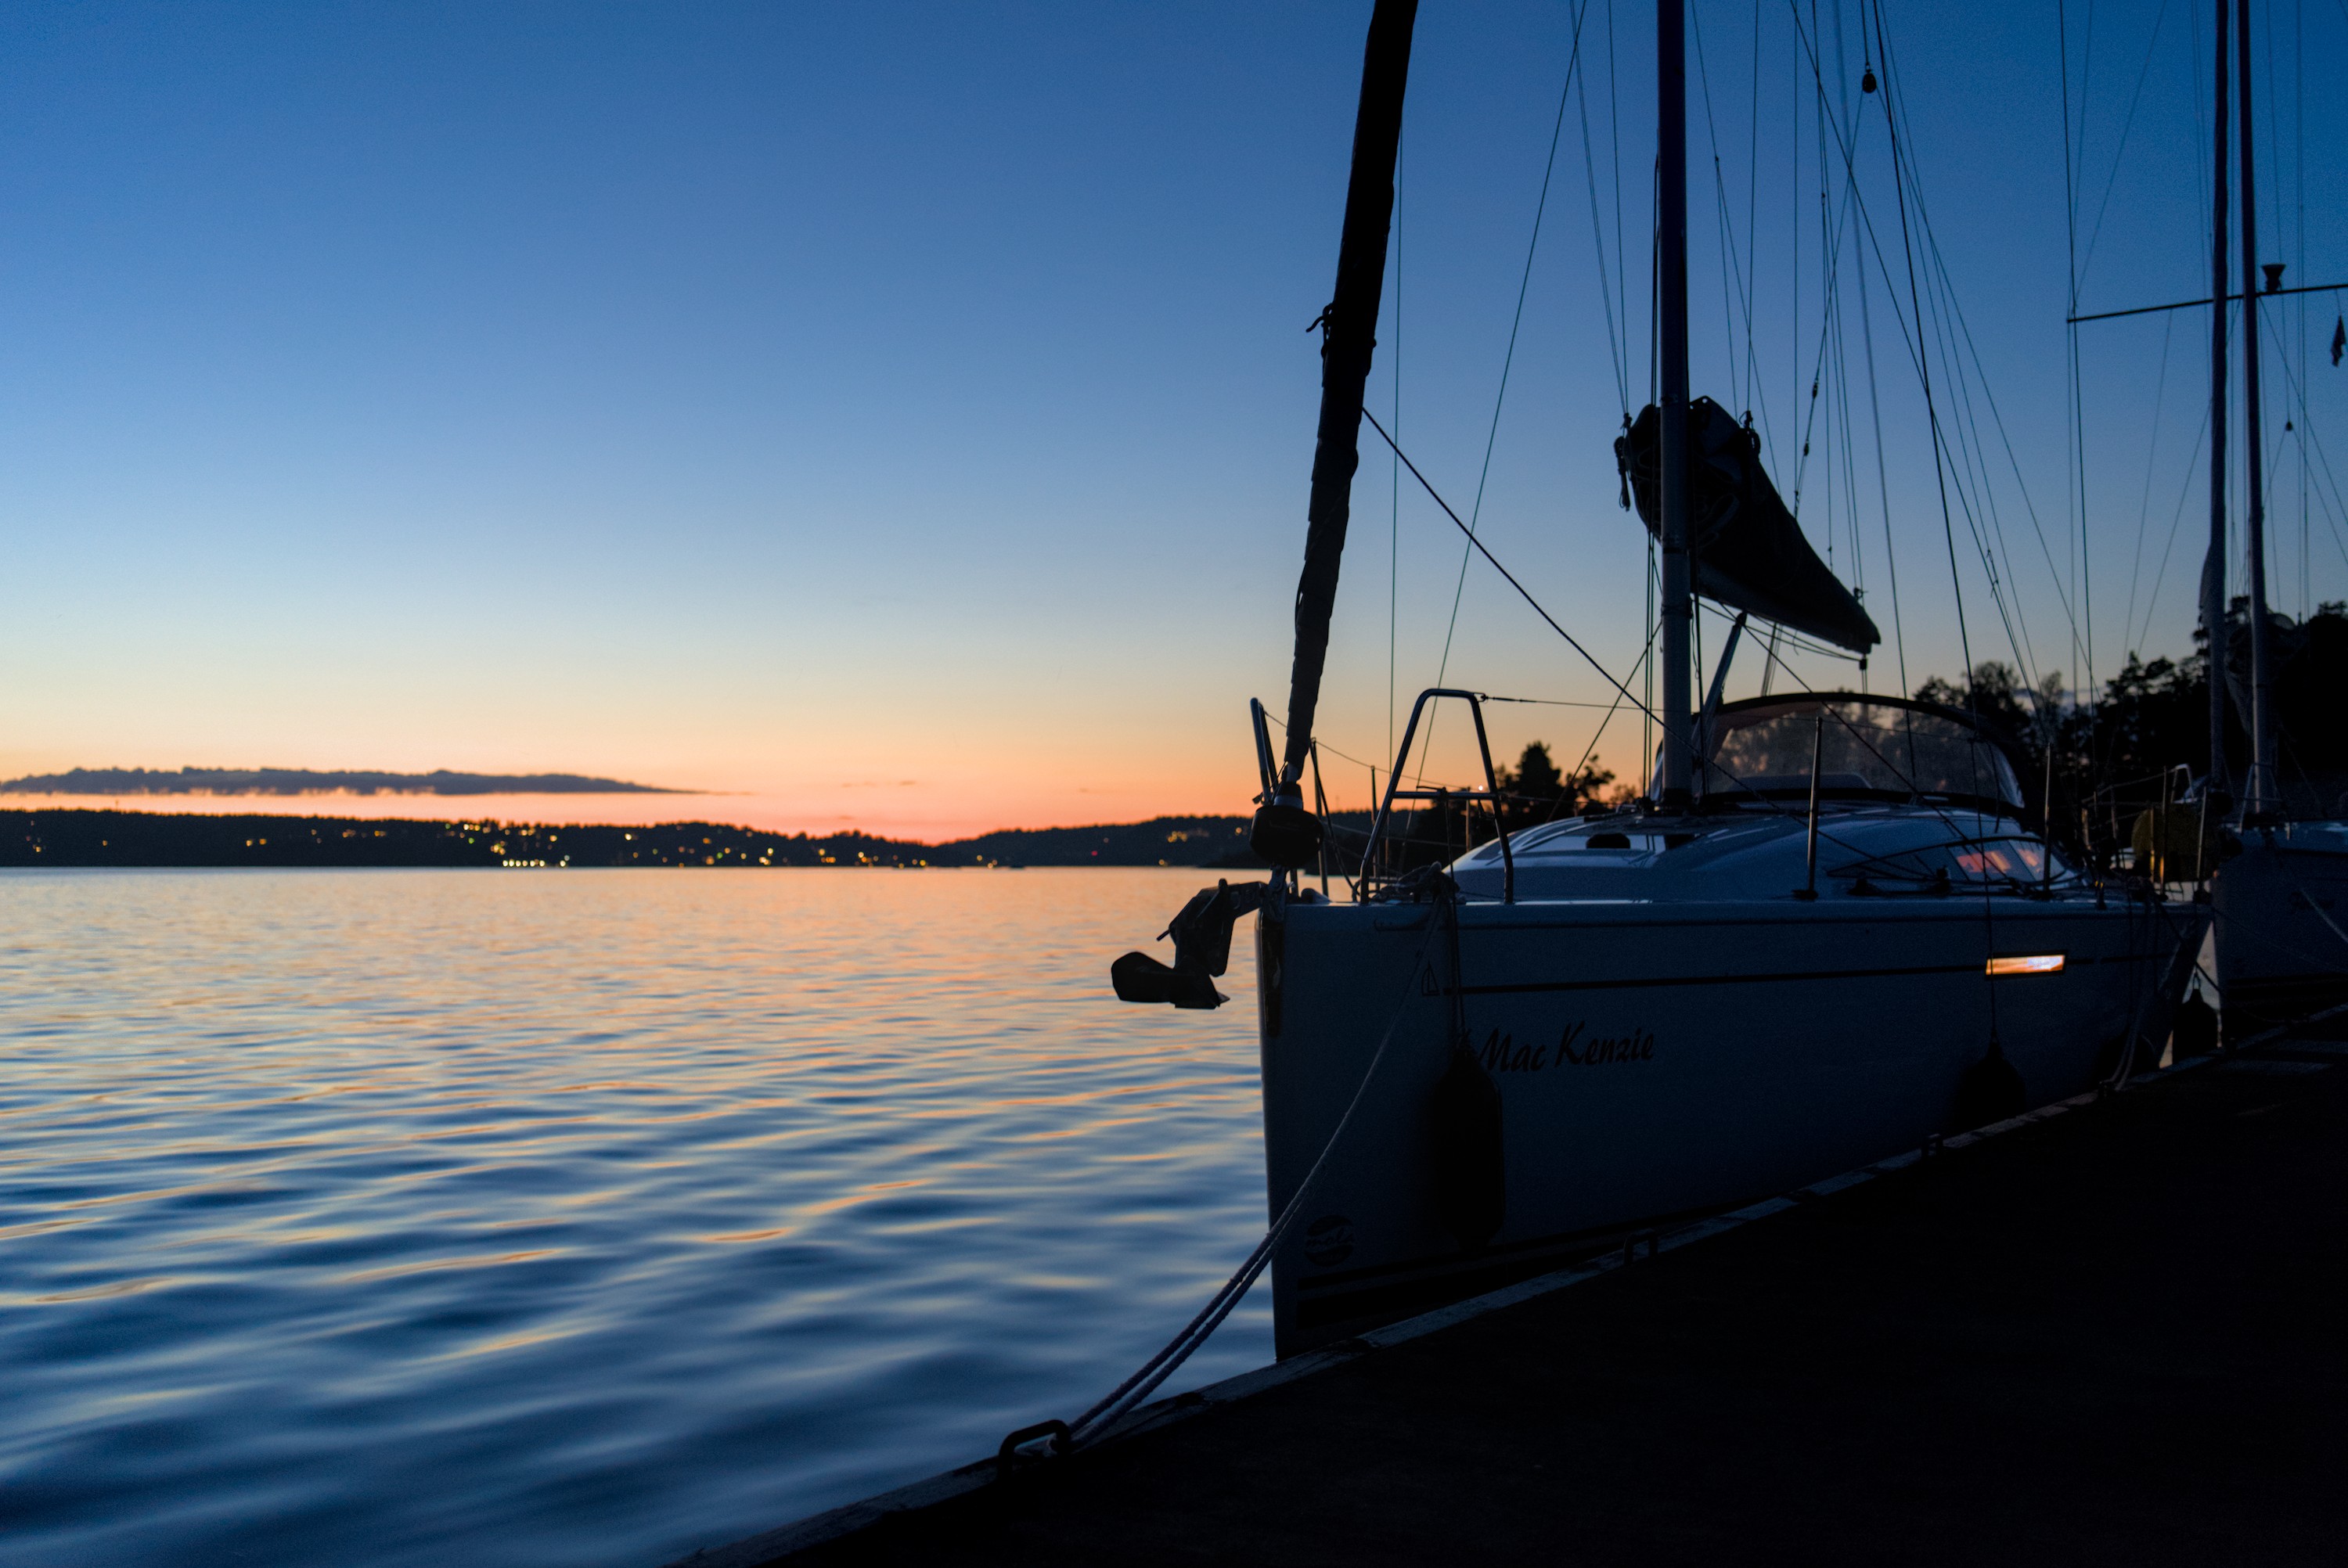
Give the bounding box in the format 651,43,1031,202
1496,741,1616,829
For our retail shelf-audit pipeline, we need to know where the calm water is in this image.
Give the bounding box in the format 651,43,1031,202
0,869,1270,1567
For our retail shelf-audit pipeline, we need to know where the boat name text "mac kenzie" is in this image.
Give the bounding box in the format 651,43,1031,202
1476,1022,1656,1073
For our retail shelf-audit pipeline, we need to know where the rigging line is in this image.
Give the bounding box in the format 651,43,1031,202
2077,0,2174,286
1695,597,1863,663
2132,405,2211,656
1793,1,1812,444
1817,0,1860,600
1871,16,2080,669
1782,5,1984,432
1576,16,1632,412
1720,622,2042,861
1362,406,1659,727
1255,709,1409,785
1871,1,1979,701
2058,0,2080,312
2293,0,2307,617
1860,49,2066,676
1858,68,2071,700
1383,135,1405,771
1604,0,1631,405
1644,538,1657,789
1912,216,2084,650
1826,0,1856,146
2264,0,2284,311
1853,177,1910,699
1268,691,1644,795
1545,629,1654,826
1924,259,2051,692
2078,0,2101,233
1791,174,1864,513
1869,31,2048,692
1711,157,1745,421
1493,623,1662,827
1890,174,2040,693
2057,0,2094,725
2069,311,2097,753
1380,534,1944,856
1712,160,1745,418
2259,297,2348,503
1748,0,1762,428
2121,311,2181,651
1834,277,1870,613
1620,661,1973,865
1427,0,1593,702
2256,305,2348,571
1687,0,1742,404
2189,0,2211,283
1714,602,2064,874
1788,41,1852,521
1692,4,1745,418
1794,0,2096,690
1648,156,1660,405
1809,32,1832,562
1689,2,1777,463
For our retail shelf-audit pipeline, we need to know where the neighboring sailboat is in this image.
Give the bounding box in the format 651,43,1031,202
2205,0,2348,1030
1118,0,2206,1356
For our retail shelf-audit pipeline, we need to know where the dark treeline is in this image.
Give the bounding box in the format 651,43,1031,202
1915,599,2348,847
0,813,1296,869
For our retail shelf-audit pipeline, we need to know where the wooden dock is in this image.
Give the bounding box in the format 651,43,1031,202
682,1024,2348,1566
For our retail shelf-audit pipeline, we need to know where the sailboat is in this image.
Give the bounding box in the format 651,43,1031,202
2200,0,2348,1031
1117,0,2206,1357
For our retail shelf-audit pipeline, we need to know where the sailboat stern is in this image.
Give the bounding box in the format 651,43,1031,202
1255,869,2206,1358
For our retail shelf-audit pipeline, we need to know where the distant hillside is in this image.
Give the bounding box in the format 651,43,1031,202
942,817,1267,868
2,768,684,797
0,811,1311,869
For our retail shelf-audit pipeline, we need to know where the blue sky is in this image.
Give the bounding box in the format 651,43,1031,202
2,1,2342,836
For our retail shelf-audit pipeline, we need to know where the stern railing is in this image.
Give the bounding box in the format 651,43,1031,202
1356,689,1515,903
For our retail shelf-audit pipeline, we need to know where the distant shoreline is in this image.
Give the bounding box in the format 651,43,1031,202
0,807,1292,869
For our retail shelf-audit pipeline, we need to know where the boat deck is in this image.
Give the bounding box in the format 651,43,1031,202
697,1023,2348,1566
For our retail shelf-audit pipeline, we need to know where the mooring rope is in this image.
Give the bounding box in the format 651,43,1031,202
1016,906,1446,1462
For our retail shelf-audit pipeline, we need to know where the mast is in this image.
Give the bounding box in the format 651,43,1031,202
1272,0,1418,815
1656,0,1694,808
2202,0,2231,808
2238,0,2279,818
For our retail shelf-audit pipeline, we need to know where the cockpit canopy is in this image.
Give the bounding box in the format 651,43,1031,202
1668,694,2025,811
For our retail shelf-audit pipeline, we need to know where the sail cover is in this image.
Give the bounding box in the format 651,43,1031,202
1616,396,1881,655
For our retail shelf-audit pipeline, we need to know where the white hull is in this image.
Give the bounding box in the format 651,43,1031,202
1257,886,2201,1354
2213,822,2348,1029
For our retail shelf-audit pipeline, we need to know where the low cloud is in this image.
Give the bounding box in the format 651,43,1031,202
0,767,693,797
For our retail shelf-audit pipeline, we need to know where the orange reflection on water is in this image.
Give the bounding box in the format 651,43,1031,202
0,865,1276,1566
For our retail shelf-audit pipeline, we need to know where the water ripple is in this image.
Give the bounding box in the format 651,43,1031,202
0,868,1267,1567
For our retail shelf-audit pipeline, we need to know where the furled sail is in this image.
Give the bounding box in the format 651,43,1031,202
1251,0,1417,870
1273,0,1417,800
1615,396,1881,655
